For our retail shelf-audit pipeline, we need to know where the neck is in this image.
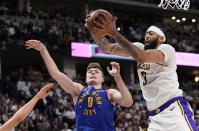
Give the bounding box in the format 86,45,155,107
157,42,163,48
88,83,102,89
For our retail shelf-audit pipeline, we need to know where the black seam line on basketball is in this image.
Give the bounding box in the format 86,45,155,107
95,17,104,25
92,12,104,29
98,13,107,21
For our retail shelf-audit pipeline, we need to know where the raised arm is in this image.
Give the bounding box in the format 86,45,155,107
107,62,133,107
91,34,130,57
25,40,83,96
85,13,129,57
86,14,164,64
109,28,164,64
88,17,146,63
0,83,54,131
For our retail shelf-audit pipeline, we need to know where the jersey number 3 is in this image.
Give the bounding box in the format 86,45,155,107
141,71,147,85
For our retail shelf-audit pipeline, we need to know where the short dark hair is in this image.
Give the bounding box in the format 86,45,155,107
87,63,103,74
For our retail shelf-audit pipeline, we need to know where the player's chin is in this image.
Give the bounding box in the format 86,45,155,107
89,79,95,83
88,80,97,85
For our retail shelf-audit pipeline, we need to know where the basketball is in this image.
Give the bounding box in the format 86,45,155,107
86,9,113,36
2,0,199,130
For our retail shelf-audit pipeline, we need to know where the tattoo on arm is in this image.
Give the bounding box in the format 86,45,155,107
95,37,129,56
114,33,144,60
110,44,129,56
114,35,131,49
95,37,112,53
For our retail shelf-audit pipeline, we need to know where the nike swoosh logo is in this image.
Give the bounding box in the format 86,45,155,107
170,106,175,111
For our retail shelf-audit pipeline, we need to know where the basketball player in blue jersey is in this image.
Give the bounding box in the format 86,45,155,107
25,40,133,131
85,14,198,130
0,83,54,131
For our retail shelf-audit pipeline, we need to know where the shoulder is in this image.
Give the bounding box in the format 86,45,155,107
132,42,144,49
158,44,175,48
73,82,84,95
158,44,175,52
157,44,176,64
107,89,119,98
107,88,120,94
107,89,121,105
107,89,121,99
72,84,85,105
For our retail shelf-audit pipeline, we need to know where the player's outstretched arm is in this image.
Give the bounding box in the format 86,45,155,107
0,83,54,131
85,13,129,57
107,62,133,107
25,40,83,96
91,34,130,57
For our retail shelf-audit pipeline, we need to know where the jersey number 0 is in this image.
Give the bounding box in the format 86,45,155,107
88,97,93,108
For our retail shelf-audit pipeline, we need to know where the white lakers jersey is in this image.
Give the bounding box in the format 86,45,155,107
134,42,183,111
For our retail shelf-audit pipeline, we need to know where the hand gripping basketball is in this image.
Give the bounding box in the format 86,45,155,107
85,9,113,37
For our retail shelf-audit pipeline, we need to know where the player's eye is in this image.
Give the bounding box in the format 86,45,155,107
149,32,155,36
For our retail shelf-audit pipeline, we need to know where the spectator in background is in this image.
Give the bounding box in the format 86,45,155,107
0,83,54,131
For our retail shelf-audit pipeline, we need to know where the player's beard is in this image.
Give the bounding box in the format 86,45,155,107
144,38,159,50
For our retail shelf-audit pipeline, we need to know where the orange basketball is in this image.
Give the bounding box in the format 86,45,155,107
86,9,113,36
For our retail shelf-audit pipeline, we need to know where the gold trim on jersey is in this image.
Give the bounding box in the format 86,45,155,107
176,101,193,131
156,63,168,66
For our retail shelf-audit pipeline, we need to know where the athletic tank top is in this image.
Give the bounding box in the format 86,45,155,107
75,87,115,131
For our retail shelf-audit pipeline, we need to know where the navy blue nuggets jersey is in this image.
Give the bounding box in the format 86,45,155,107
75,87,115,131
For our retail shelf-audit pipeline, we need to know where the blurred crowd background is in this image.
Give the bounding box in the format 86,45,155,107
0,0,199,130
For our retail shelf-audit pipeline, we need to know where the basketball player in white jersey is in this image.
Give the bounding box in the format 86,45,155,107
85,14,198,131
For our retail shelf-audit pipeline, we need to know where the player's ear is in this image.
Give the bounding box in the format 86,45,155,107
159,36,165,43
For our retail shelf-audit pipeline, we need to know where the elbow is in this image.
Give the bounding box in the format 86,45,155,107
130,49,147,64
138,58,145,64
127,99,134,107
51,71,62,80
137,54,147,64
15,115,23,124
52,74,58,80
124,99,134,107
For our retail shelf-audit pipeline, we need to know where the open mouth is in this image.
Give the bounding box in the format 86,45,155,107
90,76,96,79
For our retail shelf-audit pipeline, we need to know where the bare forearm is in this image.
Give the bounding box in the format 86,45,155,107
0,97,39,131
13,96,39,122
92,34,112,53
39,48,80,96
114,75,133,106
93,35,129,56
40,48,60,78
112,31,145,62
